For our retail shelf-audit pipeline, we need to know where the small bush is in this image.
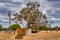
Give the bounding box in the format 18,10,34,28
39,25,48,30
9,24,21,31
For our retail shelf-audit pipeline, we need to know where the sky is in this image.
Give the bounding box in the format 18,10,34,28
0,0,60,28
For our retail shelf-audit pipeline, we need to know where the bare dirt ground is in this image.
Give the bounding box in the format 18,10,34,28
22,30,60,40
0,31,60,40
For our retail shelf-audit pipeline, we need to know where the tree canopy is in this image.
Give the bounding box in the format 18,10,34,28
20,1,46,28
9,24,21,30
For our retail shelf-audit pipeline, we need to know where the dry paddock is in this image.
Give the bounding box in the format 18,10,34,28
0,30,60,40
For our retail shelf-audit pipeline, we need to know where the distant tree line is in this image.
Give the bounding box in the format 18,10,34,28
0,24,60,31
0,24,21,31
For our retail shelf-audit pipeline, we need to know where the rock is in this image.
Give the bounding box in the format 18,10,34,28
15,28,32,39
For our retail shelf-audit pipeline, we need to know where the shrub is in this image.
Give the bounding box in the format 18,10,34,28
9,24,21,31
0,24,3,31
39,25,48,30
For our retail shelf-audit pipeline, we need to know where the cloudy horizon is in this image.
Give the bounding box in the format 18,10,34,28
0,0,60,28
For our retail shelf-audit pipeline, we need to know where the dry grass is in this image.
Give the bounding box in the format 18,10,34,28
0,30,60,40
22,30,60,40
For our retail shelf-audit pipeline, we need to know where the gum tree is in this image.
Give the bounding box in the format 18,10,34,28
20,1,46,28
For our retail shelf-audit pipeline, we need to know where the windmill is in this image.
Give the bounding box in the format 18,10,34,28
8,11,11,26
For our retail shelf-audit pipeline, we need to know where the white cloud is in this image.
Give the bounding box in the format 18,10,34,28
39,0,60,13
0,15,5,18
38,0,60,22
2,19,9,22
9,4,26,13
51,18,56,20
42,10,47,14
11,16,15,19
0,2,5,7
47,17,60,21
0,14,9,22
20,4,26,9
12,0,24,3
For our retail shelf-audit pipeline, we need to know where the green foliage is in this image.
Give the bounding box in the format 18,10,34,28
0,24,9,31
32,26,37,30
53,26,60,30
9,24,21,30
0,24,3,31
2,28,8,31
20,1,46,28
39,25,48,30
43,15,46,19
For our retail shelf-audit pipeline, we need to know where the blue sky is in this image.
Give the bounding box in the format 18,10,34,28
0,0,60,28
